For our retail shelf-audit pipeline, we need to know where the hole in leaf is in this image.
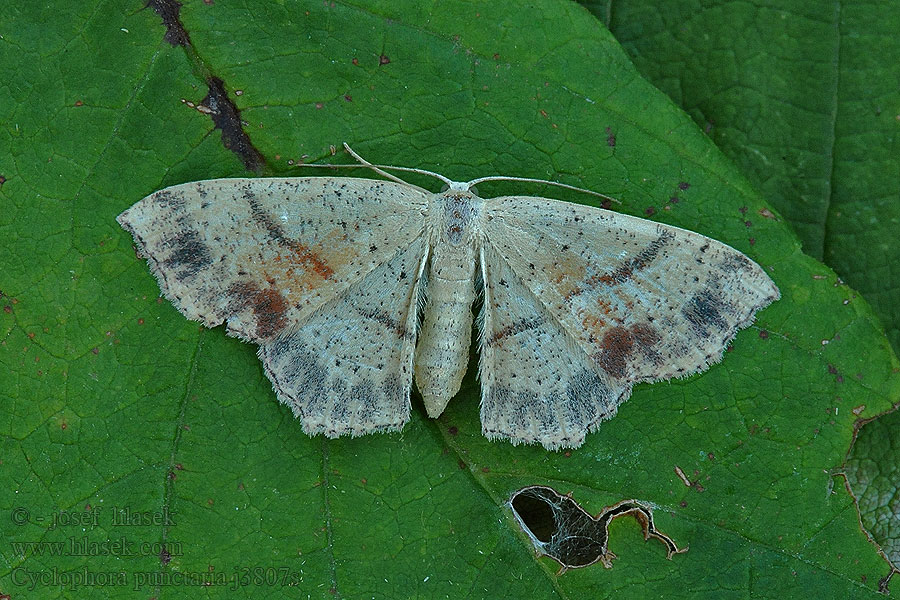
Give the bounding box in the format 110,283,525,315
508,485,686,574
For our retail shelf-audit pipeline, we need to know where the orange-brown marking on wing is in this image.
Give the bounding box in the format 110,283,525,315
288,240,334,280
591,322,661,379
241,227,361,303
546,250,587,300
567,231,673,301
595,297,613,316
228,281,289,339
582,313,607,338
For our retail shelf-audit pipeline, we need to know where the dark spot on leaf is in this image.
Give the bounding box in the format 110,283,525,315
678,182,690,190
379,54,390,65
605,126,616,147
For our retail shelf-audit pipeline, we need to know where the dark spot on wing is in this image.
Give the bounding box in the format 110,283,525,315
682,290,729,339
487,316,545,347
356,307,412,339
162,229,213,279
594,322,660,379
719,253,752,273
594,326,632,378
152,189,185,210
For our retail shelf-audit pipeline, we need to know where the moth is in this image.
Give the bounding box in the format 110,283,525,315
117,146,779,449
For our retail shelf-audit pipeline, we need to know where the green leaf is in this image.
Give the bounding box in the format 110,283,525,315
2,1,898,599
591,0,900,584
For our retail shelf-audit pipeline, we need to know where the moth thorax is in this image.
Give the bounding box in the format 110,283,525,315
436,191,482,246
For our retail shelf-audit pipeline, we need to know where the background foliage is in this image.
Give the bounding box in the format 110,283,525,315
1,1,897,598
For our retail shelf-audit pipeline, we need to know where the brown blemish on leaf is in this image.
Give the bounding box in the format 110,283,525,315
509,485,685,573
147,0,191,46
605,126,616,147
379,54,390,65
201,77,265,172
759,208,776,220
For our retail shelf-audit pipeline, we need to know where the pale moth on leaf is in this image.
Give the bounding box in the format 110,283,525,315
117,146,779,450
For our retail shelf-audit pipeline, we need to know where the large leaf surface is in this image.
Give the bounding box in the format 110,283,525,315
1,1,897,598
595,0,900,583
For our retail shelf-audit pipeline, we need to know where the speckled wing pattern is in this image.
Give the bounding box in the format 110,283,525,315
117,177,428,435
479,196,779,449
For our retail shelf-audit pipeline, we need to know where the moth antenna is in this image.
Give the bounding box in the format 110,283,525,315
465,174,622,205
343,143,455,192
